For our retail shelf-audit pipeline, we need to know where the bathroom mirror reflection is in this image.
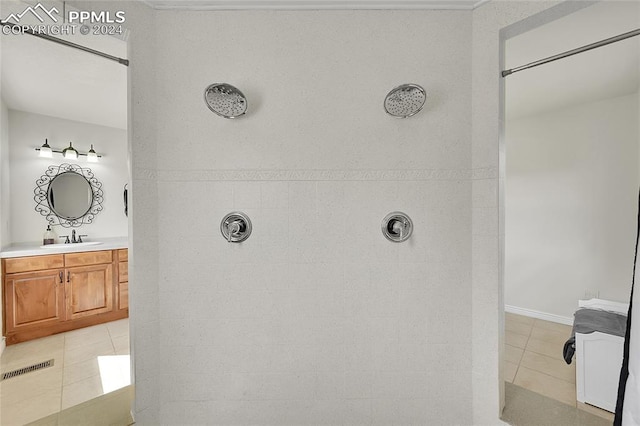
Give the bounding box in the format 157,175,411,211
48,171,94,219
34,164,104,228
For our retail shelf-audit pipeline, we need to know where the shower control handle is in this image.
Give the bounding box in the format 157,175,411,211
221,212,252,243
382,212,413,243
227,221,241,242
391,219,407,240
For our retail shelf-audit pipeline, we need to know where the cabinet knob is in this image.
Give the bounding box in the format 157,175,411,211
59,271,63,283
66,271,70,283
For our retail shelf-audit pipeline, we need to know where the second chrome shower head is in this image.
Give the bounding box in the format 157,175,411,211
384,84,426,118
204,83,247,119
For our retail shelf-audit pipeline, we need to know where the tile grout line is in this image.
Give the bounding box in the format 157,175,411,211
511,322,533,383
106,324,118,354
509,314,582,410
515,362,576,386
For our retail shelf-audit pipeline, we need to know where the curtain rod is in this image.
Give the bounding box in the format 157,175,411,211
502,28,640,77
0,22,129,66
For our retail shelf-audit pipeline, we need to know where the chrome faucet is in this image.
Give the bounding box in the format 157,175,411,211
70,230,88,243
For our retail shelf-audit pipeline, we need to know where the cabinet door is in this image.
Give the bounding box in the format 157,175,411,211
4,269,65,333
65,264,113,320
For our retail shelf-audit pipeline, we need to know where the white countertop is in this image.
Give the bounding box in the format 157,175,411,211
1,237,128,258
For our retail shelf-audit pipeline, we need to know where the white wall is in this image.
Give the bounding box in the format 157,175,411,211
8,110,128,244
505,93,639,319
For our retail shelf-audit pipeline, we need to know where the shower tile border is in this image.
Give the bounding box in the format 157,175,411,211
141,168,498,182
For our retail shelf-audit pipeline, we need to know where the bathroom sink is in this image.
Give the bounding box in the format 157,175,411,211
40,241,103,249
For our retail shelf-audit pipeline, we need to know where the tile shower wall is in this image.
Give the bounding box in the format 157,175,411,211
149,9,473,424
157,179,471,423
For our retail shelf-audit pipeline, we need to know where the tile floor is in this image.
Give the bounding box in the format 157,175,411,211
0,319,130,426
504,312,614,422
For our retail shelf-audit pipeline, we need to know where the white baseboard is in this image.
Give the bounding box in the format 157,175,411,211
505,304,573,326
0,336,5,358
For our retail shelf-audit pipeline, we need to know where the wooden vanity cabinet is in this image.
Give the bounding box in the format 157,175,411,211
117,249,128,311
2,249,128,345
66,263,113,320
4,268,66,334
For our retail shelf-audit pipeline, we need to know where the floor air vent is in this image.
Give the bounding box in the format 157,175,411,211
1,359,54,381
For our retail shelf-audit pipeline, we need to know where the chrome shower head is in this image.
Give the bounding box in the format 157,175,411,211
204,83,247,119
384,84,426,118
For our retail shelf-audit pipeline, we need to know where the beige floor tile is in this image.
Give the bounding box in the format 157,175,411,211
61,374,104,410
534,319,572,335
64,324,111,349
504,361,519,383
25,414,59,426
106,319,129,339
1,335,64,370
95,354,131,394
506,320,533,336
1,350,64,374
514,366,576,407
115,347,130,356
525,336,565,360
63,357,101,386
64,340,115,367
30,385,134,426
506,331,529,349
61,385,133,426
520,350,575,384
506,312,535,326
530,326,571,346
577,401,615,421
1,319,130,424
504,344,524,364
111,334,130,354
1,363,63,405
0,388,62,426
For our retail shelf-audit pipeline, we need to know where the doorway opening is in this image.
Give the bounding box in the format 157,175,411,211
500,2,640,424
0,1,132,424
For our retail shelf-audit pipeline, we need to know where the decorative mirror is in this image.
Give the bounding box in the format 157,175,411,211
34,164,104,228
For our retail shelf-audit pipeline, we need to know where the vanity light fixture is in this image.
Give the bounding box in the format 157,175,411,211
35,140,102,161
87,145,98,163
38,139,53,158
62,142,78,160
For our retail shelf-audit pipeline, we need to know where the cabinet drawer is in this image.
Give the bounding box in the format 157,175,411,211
118,249,128,262
119,261,128,282
119,281,128,310
4,255,64,273
65,251,113,267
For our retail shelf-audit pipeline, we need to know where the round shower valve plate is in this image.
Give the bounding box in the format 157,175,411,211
220,212,252,243
381,212,413,242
